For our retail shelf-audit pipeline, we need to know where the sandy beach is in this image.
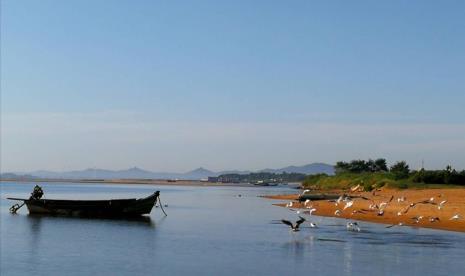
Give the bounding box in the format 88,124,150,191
265,188,465,233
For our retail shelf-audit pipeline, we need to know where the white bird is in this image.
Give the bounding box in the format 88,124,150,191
429,197,435,203
346,222,361,232
379,202,388,210
438,200,447,210
309,222,318,228
350,184,360,192
336,195,344,206
397,211,403,216
308,208,317,215
343,201,354,210
397,196,406,202
286,202,293,208
334,210,342,216
450,214,461,220
301,189,311,195
411,216,424,224
304,199,312,208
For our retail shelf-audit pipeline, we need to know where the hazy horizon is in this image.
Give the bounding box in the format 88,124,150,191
2,1,465,172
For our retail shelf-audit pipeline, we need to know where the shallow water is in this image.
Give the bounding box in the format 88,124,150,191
1,182,465,275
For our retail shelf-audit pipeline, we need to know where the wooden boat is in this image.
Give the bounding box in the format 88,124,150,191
7,186,162,217
253,181,278,186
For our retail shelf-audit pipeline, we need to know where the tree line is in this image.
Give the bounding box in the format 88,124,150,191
335,158,465,185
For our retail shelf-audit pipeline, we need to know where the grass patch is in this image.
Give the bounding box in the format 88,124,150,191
302,172,464,191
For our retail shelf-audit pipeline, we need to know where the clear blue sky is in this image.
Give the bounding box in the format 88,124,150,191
1,0,465,172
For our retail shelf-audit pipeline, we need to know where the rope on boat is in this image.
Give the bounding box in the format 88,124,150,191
158,196,168,216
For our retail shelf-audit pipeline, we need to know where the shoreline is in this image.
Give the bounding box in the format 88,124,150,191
264,188,465,233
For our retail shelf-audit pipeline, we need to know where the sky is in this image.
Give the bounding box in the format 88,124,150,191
1,0,465,172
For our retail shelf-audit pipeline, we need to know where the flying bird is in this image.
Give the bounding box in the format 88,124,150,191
304,199,312,208
411,216,424,224
346,222,361,232
350,184,361,192
401,205,412,214
450,214,461,221
343,201,354,210
281,216,306,231
308,208,317,215
397,196,406,202
336,195,344,206
438,200,447,210
334,210,342,216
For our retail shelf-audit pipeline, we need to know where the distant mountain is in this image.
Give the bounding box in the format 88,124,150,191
217,170,252,175
31,167,158,179
0,172,36,180
184,167,216,179
11,163,334,180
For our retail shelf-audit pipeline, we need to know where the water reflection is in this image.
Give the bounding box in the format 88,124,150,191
26,213,155,228
283,235,306,260
343,240,353,275
27,215,43,261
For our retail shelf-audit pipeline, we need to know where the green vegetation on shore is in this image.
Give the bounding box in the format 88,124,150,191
303,159,465,190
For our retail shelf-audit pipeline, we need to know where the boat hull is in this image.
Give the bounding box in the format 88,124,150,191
23,191,159,217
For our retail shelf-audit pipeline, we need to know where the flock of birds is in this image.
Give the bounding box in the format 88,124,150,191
281,189,462,232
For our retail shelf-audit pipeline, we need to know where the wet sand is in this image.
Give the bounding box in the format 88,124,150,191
265,188,465,233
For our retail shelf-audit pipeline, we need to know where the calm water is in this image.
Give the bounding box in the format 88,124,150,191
1,182,465,276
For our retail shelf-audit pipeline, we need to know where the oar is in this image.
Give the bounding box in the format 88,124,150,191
9,202,25,214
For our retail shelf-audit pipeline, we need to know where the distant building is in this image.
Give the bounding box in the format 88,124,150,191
207,177,219,182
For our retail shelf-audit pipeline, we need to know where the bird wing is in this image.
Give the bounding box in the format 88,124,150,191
281,219,294,228
402,205,411,214
295,217,306,229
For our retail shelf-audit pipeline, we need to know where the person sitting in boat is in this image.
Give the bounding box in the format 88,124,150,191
30,185,44,200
